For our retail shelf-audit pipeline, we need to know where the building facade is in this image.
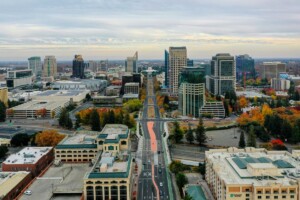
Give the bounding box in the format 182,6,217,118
199,101,225,118
0,87,8,106
259,62,286,80
164,50,169,87
73,55,85,78
271,78,291,91
51,79,107,91
236,54,255,84
43,56,57,77
124,82,139,95
125,52,138,73
169,47,187,95
207,53,236,95
178,67,206,118
6,69,33,89
206,147,300,200
28,56,42,78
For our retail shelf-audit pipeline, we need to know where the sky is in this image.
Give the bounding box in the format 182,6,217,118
0,0,300,60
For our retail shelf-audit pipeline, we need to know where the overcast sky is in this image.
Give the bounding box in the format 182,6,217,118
0,0,299,60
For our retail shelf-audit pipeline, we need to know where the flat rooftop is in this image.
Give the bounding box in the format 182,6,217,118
100,124,128,136
0,171,30,198
60,133,96,145
3,147,52,165
123,93,139,98
206,148,300,186
10,100,69,110
35,90,89,97
236,91,270,98
125,82,139,86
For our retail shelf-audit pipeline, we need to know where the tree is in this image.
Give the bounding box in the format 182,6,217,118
11,134,30,147
163,96,170,105
295,91,300,101
0,101,6,122
239,131,246,148
123,113,131,127
35,130,65,146
0,146,8,159
169,160,186,174
90,109,101,131
239,96,248,108
85,93,92,101
292,126,300,144
66,113,73,130
183,194,193,200
261,104,273,116
172,121,183,143
195,118,207,146
108,110,115,124
224,100,229,117
280,120,292,140
75,114,81,129
176,173,188,190
247,125,257,147
59,108,68,127
185,126,194,144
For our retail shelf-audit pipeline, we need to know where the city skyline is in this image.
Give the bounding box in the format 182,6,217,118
0,0,300,60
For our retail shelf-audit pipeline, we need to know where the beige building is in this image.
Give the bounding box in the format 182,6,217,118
43,56,57,77
259,62,286,80
124,82,139,95
0,87,8,106
125,51,138,73
206,147,300,200
271,78,291,91
169,47,187,95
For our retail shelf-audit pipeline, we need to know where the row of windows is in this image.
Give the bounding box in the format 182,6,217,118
56,150,96,153
57,154,95,158
86,180,127,184
257,195,294,199
257,189,295,194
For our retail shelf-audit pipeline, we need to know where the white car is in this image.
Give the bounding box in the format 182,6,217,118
159,182,163,187
24,190,32,195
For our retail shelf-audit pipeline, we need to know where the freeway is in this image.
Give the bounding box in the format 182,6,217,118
137,74,175,200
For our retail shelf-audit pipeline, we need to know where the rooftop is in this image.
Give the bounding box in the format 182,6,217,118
125,82,139,86
9,100,69,110
236,91,270,98
0,171,30,198
35,90,89,97
206,148,300,186
3,147,52,165
98,124,128,140
56,132,98,149
123,94,139,98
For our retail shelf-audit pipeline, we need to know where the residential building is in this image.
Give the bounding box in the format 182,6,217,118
51,79,107,91
125,52,138,73
0,87,8,106
43,56,57,77
169,47,187,95
206,147,300,200
2,147,53,176
0,171,31,200
207,53,236,95
6,69,33,89
164,50,169,87
199,101,225,118
28,56,42,78
124,82,139,95
271,78,291,91
178,67,205,117
236,54,255,84
259,62,286,80
72,55,85,79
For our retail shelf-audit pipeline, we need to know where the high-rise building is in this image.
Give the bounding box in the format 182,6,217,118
236,54,255,84
164,50,169,87
88,60,108,72
169,47,187,95
125,51,138,73
187,59,194,67
43,56,57,77
28,57,42,78
259,62,286,80
178,67,205,117
207,53,235,95
72,55,85,79
0,87,8,106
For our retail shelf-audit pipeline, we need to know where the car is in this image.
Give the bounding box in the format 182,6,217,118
24,190,32,195
148,159,150,163
159,182,163,187
158,168,162,173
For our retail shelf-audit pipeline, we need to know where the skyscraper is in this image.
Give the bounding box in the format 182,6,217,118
164,50,169,87
43,56,57,77
125,51,138,73
72,55,85,79
236,54,255,84
28,57,42,78
207,53,236,95
259,62,286,79
169,47,187,95
178,67,205,117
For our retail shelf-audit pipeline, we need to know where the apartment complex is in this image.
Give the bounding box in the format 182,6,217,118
206,147,300,200
73,54,85,78
28,56,42,78
125,52,138,73
207,53,236,95
168,47,187,95
0,87,8,106
199,101,225,118
6,69,33,89
178,67,206,118
124,82,139,95
259,62,286,80
43,56,57,77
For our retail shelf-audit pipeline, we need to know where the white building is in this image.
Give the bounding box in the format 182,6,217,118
199,101,225,118
271,78,291,91
6,69,33,89
51,79,107,91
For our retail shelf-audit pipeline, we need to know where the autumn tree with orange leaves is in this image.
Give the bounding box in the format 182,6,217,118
239,96,248,108
35,130,65,146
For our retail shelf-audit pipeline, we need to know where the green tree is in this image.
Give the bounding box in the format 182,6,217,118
59,108,68,127
291,126,300,144
108,110,115,124
276,100,282,108
169,160,186,174
247,125,257,147
66,113,73,130
239,131,246,148
90,109,101,131
264,114,272,133
195,118,207,146
176,173,188,189
11,133,30,147
281,119,292,140
75,114,81,129
183,194,193,200
123,113,131,127
185,126,194,144
85,93,92,101
0,101,6,122
0,146,8,159
224,100,229,117
116,110,124,124
172,121,183,143
163,96,169,105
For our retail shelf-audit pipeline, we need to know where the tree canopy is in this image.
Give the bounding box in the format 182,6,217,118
35,130,65,146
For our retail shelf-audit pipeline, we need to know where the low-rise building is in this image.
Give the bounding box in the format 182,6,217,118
122,94,139,102
0,171,31,200
6,69,33,89
124,82,139,95
105,86,121,96
2,147,53,177
199,101,225,118
93,96,122,105
0,138,10,146
271,78,291,91
51,79,107,92
0,87,8,106
206,147,300,200
32,90,90,103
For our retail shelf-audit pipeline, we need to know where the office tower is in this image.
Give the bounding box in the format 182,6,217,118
0,87,8,106
187,59,194,67
43,56,57,77
125,51,138,73
259,62,286,80
28,57,42,78
169,47,187,95
72,55,85,79
164,50,169,87
178,67,205,117
207,53,235,95
132,73,141,87
236,54,255,84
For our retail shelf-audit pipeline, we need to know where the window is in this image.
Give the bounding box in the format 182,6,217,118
111,186,118,200
274,196,278,199
266,196,270,199
258,196,261,199
246,194,249,197
95,186,102,200
282,196,286,199
290,190,295,194
291,195,295,199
